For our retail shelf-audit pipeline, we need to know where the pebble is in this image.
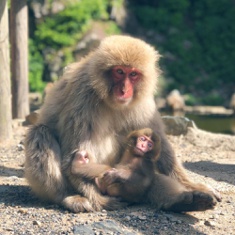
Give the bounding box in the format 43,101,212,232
209,214,219,219
138,215,147,220
18,208,28,214
33,220,42,226
124,216,131,221
204,220,216,227
17,143,25,151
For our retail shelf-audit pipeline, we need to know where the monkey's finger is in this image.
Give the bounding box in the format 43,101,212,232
103,173,116,185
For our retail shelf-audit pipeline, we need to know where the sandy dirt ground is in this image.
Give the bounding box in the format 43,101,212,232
0,124,234,235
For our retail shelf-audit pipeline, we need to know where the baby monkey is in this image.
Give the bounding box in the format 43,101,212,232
70,128,161,203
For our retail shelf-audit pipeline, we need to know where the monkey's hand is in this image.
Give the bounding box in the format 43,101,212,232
103,168,120,184
95,168,118,194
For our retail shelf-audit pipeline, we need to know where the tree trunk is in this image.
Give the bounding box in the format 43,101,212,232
10,0,29,119
0,0,12,142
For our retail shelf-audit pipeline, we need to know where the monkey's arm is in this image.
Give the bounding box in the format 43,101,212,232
71,163,111,180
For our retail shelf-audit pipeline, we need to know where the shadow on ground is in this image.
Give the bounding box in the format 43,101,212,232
184,161,235,185
0,165,24,178
0,184,56,210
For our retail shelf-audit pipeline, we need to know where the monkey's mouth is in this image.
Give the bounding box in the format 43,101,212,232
115,96,132,104
133,147,144,156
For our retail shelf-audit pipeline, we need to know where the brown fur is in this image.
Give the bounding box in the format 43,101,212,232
96,128,161,203
68,128,160,204
24,35,220,213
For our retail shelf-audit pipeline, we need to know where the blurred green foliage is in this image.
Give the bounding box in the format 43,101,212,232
29,39,45,92
130,0,235,105
29,0,117,92
35,0,109,49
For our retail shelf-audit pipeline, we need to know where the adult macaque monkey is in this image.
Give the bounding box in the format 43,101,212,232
24,35,220,213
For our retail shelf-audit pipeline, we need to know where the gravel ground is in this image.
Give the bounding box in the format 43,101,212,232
0,124,234,235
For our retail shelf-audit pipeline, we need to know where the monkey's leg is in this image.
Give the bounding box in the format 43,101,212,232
156,136,221,203
62,195,94,212
77,182,127,211
24,125,94,212
147,173,216,212
24,125,66,202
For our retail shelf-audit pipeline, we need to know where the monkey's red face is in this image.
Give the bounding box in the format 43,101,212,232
111,66,141,105
134,135,153,156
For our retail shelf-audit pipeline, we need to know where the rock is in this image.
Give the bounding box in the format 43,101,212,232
33,220,42,226
92,220,136,235
166,214,179,223
18,208,28,214
17,144,24,151
138,215,147,220
73,225,94,235
162,116,196,135
166,89,185,111
204,220,216,227
124,216,131,221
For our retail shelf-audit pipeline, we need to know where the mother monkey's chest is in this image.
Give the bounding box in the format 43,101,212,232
79,116,131,166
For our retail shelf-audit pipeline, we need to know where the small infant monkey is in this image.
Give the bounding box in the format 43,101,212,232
70,128,161,203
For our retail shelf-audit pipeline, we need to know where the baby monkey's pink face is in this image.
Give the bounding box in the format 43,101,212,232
134,135,153,156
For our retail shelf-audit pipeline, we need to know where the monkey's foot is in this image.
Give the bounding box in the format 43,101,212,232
102,198,128,211
164,191,217,212
190,182,222,202
208,186,222,202
62,195,94,213
91,194,128,211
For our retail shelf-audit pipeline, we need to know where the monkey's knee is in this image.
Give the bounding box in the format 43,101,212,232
163,191,217,212
62,195,94,213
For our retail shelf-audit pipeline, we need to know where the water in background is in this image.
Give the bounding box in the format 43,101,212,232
161,110,235,135
185,114,235,135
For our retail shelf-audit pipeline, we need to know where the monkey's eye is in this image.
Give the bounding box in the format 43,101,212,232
130,71,137,77
140,136,146,142
116,69,124,74
148,142,153,149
